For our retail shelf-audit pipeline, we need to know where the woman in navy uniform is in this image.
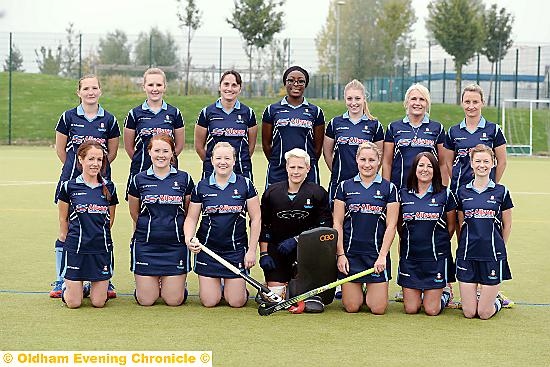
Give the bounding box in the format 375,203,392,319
58,140,118,308
456,144,513,319
128,134,194,306
333,142,399,314
443,84,507,196
124,68,185,196
382,83,447,190
324,79,384,205
262,66,325,187
194,70,257,180
184,142,261,308
397,152,457,315
52,74,120,298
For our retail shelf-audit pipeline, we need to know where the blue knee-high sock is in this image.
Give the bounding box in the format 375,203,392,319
55,240,64,282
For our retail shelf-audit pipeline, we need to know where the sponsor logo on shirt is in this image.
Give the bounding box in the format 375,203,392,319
211,127,246,137
74,203,108,214
142,194,182,204
73,124,85,128
336,136,370,145
348,203,383,214
277,210,309,219
274,118,313,129
71,135,106,146
464,208,496,219
143,184,158,188
204,205,243,214
203,193,218,197
72,192,87,196
139,127,173,137
396,137,435,147
336,126,349,130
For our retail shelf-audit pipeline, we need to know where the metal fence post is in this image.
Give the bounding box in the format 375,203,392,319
79,33,82,78
8,32,13,145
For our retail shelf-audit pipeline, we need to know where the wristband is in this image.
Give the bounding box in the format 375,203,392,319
336,253,345,258
260,251,269,258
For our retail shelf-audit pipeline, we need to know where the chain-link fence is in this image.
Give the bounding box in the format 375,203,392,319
1,31,549,144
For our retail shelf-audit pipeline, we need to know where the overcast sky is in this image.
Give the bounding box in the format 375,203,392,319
0,0,549,44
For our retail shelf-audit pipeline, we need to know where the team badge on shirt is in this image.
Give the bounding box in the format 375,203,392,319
374,190,383,199
232,189,241,199
236,115,244,124
429,198,438,207
98,122,106,132
172,181,180,190
164,115,172,123
304,198,313,209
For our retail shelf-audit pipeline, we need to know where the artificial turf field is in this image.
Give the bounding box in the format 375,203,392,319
0,147,549,366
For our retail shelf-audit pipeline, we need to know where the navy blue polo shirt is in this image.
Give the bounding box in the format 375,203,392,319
262,97,325,166
124,100,185,174
58,175,119,254
325,112,384,184
334,174,398,255
55,104,120,182
444,117,507,194
456,180,513,261
399,186,457,261
196,99,257,175
191,172,258,252
384,115,445,189
128,166,194,244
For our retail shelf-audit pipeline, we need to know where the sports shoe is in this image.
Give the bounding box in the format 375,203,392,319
49,280,63,298
442,285,452,308
334,285,342,300
497,291,515,308
107,281,117,299
304,295,325,313
82,282,91,298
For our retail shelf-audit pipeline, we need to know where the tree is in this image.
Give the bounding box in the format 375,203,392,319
35,45,62,75
316,0,416,85
427,0,485,104
98,29,132,65
61,22,80,78
481,4,514,105
134,27,179,80
3,43,24,72
227,0,285,95
176,0,202,95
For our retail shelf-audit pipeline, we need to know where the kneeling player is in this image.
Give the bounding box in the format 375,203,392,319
259,148,332,312
333,142,399,314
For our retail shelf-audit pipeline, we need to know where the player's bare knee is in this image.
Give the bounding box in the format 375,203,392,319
462,308,477,318
228,296,247,308
200,296,221,308
424,305,441,316
404,303,420,314
90,298,107,308
342,300,362,313
478,308,495,320
164,296,184,307
65,298,82,309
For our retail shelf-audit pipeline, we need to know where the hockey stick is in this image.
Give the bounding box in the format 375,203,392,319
197,242,283,303
258,267,375,316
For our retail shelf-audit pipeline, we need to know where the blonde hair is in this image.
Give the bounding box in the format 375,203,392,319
404,83,431,114
143,67,167,85
344,79,375,120
469,144,494,162
212,141,236,159
461,83,485,103
356,141,382,161
284,148,311,166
